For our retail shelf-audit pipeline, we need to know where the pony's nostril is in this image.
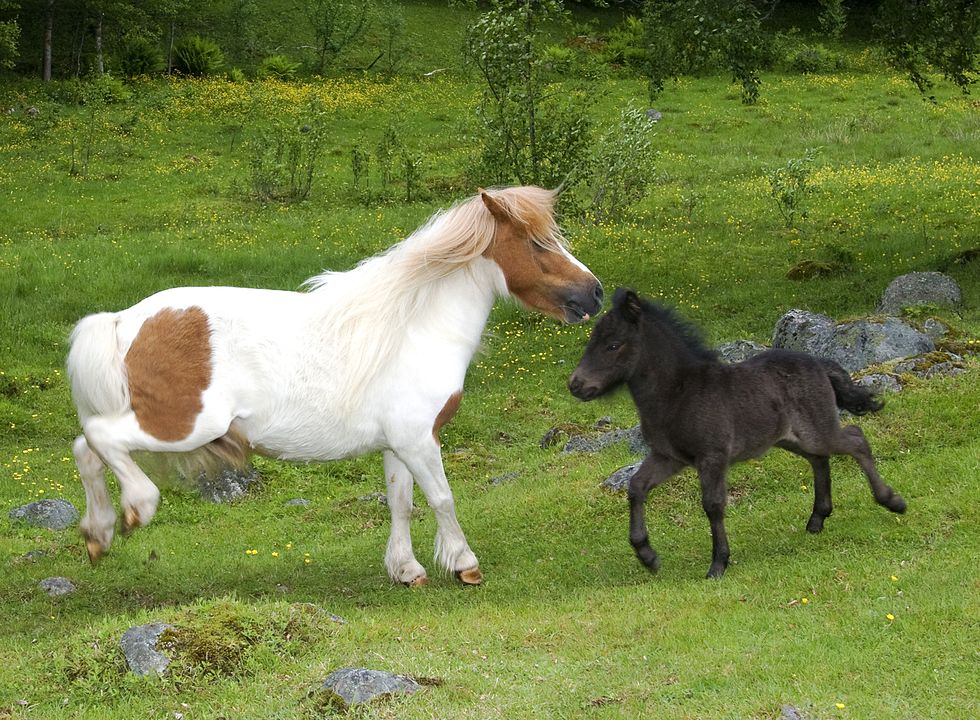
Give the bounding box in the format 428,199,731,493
593,282,604,307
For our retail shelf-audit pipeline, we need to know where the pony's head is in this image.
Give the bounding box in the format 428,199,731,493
568,287,645,400
481,187,602,323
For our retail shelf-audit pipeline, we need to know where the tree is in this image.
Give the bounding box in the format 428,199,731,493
464,0,593,186
0,1,20,70
875,0,979,95
301,0,371,74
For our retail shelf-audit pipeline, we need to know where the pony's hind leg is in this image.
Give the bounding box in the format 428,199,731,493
382,451,429,586
73,434,116,563
835,425,906,514
82,415,161,534
627,454,684,573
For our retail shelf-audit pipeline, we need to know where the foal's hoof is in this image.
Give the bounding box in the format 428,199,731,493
806,515,826,534
455,566,483,585
887,494,907,514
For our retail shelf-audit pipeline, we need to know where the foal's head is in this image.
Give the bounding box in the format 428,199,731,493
481,187,603,323
568,288,647,400
568,287,716,400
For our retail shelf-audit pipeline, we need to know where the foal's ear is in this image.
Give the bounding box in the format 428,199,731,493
614,287,643,323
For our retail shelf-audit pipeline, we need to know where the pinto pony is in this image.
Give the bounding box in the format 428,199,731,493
568,288,906,579
67,186,602,586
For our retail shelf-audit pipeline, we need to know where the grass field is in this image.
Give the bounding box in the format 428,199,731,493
1,13,978,719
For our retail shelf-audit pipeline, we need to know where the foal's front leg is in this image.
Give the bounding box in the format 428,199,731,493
627,454,684,573
697,456,731,579
393,442,481,585
382,451,428,586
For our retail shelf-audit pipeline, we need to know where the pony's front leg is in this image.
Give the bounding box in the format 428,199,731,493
382,451,429,586
393,443,481,585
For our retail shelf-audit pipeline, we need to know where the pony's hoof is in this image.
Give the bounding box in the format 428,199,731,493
455,566,483,585
86,538,105,564
121,507,142,535
806,516,825,533
404,575,429,588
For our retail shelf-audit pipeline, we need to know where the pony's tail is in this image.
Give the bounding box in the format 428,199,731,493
67,312,130,421
819,358,883,416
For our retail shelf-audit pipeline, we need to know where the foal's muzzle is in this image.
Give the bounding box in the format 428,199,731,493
567,370,601,401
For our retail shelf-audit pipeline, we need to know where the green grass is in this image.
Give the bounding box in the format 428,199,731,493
1,31,979,720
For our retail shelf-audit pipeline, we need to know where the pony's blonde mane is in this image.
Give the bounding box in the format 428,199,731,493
304,186,563,407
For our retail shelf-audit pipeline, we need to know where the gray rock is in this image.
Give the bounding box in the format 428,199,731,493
780,705,805,720
120,623,174,676
646,108,662,122
601,462,642,492
490,471,520,486
357,492,388,505
318,667,421,708
855,373,902,395
284,498,310,507
773,309,934,372
197,468,261,503
716,339,767,363
17,549,47,563
9,499,79,530
894,351,967,380
562,426,647,455
38,576,76,597
878,272,962,315
921,317,950,342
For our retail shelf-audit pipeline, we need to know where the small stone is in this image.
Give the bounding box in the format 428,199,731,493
284,498,310,507
38,576,76,597
120,623,174,676
601,462,642,492
878,271,962,315
318,667,421,709
357,492,387,505
716,339,767,364
490,471,520,486
197,468,261,503
9,499,79,530
855,373,902,395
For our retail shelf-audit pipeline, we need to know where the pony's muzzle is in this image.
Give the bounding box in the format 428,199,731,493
564,281,603,323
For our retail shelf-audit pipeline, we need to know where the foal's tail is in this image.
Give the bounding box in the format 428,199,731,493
819,359,883,416
67,312,130,421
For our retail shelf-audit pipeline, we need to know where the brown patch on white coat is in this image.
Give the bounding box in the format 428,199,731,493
432,390,463,445
125,306,212,442
480,190,603,324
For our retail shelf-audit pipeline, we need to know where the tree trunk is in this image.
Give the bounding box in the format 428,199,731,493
95,11,104,75
42,0,54,80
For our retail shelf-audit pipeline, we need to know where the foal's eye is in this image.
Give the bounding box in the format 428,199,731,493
606,342,622,352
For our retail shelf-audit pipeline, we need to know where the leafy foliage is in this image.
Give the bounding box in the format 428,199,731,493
767,149,819,229
247,96,326,202
302,0,372,74
173,35,225,77
464,0,594,186
875,0,980,96
117,36,163,78
642,0,773,104
256,54,300,80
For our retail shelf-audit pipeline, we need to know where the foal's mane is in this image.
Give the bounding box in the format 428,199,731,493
637,297,718,363
304,186,563,405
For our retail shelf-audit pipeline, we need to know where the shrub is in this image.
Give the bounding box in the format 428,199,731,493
581,106,658,220
173,35,225,77
247,98,326,203
117,36,163,77
768,149,819,228
787,43,845,74
256,54,300,81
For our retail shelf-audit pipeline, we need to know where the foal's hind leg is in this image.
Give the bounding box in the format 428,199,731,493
696,455,731,579
834,425,906,514
73,435,116,563
627,454,684,573
777,441,833,533
382,451,429,587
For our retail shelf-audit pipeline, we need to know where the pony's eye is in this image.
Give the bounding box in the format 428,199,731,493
606,342,622,352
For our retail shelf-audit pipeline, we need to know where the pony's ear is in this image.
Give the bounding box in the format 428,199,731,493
480,190,508,221
614,288,642,323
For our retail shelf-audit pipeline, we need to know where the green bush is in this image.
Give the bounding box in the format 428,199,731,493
117,36,163,77
256,54,300,81
787,43,845,74
173,35,225,77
